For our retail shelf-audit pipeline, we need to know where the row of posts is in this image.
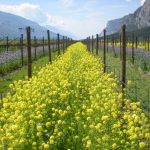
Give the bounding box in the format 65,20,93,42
85,26,150,105
26,26,72,79
1,31,149,53
0,27,72,100
84,25,127,96
86,33,150,65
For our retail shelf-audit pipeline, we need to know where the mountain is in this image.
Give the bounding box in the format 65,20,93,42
105,0,150,34
43,25,78,40
0,11,51,39
0,11,75,39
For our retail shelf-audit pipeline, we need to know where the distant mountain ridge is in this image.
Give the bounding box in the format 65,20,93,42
43,25,77,40
0,11,49,39
0,11,76,39
105,0,150,34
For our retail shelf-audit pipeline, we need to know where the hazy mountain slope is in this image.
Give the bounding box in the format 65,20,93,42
0,11,75,39
0,11,50,39
43,25,78,40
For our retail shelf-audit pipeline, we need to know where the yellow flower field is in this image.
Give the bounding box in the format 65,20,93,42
0,43,149,150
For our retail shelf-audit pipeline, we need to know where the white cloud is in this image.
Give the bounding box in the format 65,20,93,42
141,0,146,5
46,15,65,27
126,0,145,5
60,0,74,8
0,3,65,28
57,0,106,38
126,0,132,2
0,3,46,23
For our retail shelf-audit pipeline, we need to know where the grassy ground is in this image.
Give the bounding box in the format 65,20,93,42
0,50,50,75
0,49,62,97
94,48,150,104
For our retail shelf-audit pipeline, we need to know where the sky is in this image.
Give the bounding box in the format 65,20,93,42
0,0,146,38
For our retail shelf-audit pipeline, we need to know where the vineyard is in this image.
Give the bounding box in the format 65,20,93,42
0,0,150,148
0,30,72,98
0,25,150,150
0,43,149,149
84,26,150,111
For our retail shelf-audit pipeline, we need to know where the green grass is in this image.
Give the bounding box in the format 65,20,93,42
0,46,66,75
94,48,150,104
0,50,49,75
0,49,63,97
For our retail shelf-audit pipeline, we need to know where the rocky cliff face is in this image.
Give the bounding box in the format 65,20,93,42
135,0,150,28
106,0,150,34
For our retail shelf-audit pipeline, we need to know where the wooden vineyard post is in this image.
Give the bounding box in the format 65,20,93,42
120,35,122,60
132,33,135,64
88,37,89,50
99,39,101,49
148,36,149,51
6,36,9,52
65,36,67,49
121,24,126,100
34,36,37,60
89,36,91,52
60,38,61,51
67,37,69,48
47,30,52,63
60,38,62,51
42,36,45,55
63,36,65,54
135,36,138,49
96,34,98,55
92,35,94,54
144,37,146,50
68,37,70,47
106,37,108,52
67,37,68,48
20,34,24,66
67,37,69,47
57,34,60,56
53,38,55,52
103,29,106,73
26,26,32,79
112,36,115,57
68,38,70,46
86,37,88,50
